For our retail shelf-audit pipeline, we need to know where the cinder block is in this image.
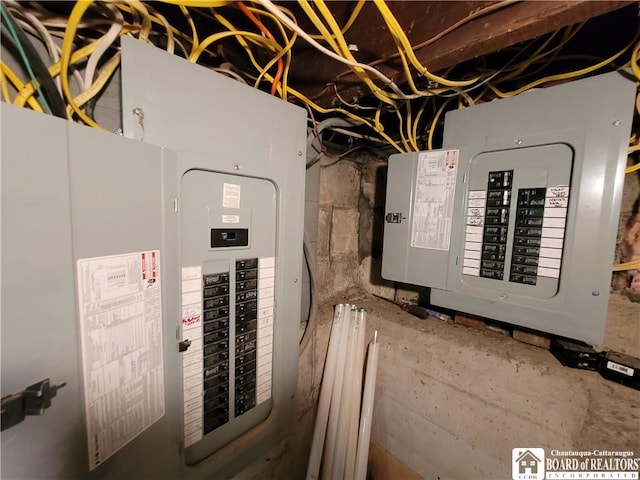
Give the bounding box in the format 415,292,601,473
513,329,551,349
455,314,486,330
330,208,359,255
317,206,332,257
319,162,360,207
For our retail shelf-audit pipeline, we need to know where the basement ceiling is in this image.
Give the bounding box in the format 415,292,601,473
1,1,638,152
279,1,634,107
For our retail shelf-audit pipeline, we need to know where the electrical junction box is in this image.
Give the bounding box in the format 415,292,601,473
382,71,636,344
1,38,305,480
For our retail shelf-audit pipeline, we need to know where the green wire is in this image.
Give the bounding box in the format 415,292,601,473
0,3,52,115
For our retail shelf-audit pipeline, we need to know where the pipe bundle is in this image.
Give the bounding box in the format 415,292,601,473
306,304,380,480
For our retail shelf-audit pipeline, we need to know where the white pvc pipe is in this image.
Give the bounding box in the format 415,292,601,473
306,304,347,480
354,331,380,480
344,309,366,479
322,305,351,480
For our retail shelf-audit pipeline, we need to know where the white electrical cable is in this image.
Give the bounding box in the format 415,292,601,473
210,67,249,84
83,4,123,90
7,4,86,93
256,0,410,100
8,7,62,92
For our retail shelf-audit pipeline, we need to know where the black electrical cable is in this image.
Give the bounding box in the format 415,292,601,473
0,4,67,118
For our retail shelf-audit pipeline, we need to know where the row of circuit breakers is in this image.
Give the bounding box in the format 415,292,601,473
201,261,261,432
382,71,636,345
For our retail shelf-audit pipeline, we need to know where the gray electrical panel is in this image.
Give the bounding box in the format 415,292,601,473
382,71,636,344
1,37,305,479
119,37,306,476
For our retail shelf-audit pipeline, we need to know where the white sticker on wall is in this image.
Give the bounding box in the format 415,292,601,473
76,250,165,471
222,183,241,209
410,149,459,250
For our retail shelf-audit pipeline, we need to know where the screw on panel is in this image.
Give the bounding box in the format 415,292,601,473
592,291,600,296
514,139,523,145
234,164,242,171
499,294,507,301
613,120,621,126
293,278,298,283
298,151,302,156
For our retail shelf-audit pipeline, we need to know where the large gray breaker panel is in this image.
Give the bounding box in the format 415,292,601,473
120,37,306,477
382,71,635,344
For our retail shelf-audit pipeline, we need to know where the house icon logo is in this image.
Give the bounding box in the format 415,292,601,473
512,448,545,480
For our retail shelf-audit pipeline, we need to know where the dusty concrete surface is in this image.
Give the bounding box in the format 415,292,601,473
329,296,640,480
602,293,640,357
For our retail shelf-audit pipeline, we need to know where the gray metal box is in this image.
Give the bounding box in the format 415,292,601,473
382,71,636,344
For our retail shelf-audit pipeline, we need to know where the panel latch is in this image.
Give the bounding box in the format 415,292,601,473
178,339,192,352
385,212,405,224
1,379,66,431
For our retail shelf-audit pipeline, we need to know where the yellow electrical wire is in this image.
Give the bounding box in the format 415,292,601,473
428,98,454,150
161,0,232,6
61,1,104,126
411,97,430,148
308,0,365,40
309,0,399,108
60,1,152,128
65,53,121,118
1,62,44,112
402,101,417,151
494,25,579,84
372,0,478,88
179,5,199,58
612,259,640,272
189,30,279,63
631,39,640,81
15,42,104,107
0,65,11,102
247,3,297,99
487,29,640,98
298,0,342,54
209,4,387,133
116,3,192,54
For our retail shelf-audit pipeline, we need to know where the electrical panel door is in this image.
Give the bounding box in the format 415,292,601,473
382,71,636,343
180,170,277,464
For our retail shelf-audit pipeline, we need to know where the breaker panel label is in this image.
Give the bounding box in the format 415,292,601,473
76,250,165,470
410,149,459,251
182,265,205,448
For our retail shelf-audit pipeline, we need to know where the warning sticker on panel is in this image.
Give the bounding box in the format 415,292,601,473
223,183,241,209
410,149,459,250
76,250,165,471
